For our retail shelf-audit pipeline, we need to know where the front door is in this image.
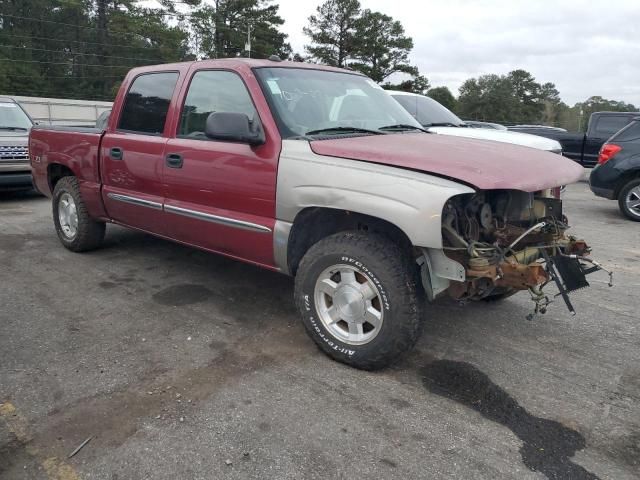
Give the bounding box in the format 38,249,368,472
101,71,180,235
162,69,279,267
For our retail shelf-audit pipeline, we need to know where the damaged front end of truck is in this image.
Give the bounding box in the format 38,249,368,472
424,189,613,319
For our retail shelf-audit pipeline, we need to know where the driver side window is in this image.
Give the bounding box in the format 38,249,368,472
178,70,257,139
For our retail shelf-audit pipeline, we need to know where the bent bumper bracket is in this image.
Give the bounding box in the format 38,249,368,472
540,250,614,318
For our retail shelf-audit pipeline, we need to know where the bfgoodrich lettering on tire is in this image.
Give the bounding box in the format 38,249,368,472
294,231,424,370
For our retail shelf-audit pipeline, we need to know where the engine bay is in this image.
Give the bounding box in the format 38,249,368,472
440,189,612,318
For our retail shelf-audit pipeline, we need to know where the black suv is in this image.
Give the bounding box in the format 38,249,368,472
589,118,640,221
511,112,640,167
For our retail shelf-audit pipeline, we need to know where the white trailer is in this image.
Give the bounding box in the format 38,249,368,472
6,95,113,126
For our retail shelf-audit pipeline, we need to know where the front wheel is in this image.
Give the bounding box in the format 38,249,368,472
618,178,640,221
294,232,424,370
52,176,106,252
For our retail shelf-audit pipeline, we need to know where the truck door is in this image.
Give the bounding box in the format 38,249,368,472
162,69,279,267
101,71,180,235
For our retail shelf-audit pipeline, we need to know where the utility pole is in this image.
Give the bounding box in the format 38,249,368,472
245,21,252,58
96,0,108,95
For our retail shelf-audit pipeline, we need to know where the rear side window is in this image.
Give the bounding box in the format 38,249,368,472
593,115,631,138
610,120,640,142
178,70,257,139
118,72,179,134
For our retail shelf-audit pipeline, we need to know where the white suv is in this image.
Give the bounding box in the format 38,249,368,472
390,91,562,153
0,97,33,190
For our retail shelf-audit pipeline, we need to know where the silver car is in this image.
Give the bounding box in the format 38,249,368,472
0,97,33,190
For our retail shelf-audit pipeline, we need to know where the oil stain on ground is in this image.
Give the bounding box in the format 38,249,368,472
152,284,213,306
421,360,599,480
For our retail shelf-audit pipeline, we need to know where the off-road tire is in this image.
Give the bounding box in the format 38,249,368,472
294,231,424,370
618,178,640,222
52,176,106,252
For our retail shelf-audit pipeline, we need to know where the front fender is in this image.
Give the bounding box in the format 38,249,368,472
276,140,475,249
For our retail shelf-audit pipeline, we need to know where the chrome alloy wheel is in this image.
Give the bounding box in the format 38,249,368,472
58,192,79,239
314,264,384,345
625,185,640,218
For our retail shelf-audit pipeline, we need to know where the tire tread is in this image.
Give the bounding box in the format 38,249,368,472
53,176,105,252
618,178,640,222
294,231,424,370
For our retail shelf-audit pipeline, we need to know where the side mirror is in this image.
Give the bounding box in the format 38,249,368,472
205,112,265,146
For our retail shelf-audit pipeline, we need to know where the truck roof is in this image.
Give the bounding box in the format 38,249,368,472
591,111,640,117
126,57,362,77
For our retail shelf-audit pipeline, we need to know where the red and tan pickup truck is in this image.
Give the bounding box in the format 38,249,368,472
29,58,609,370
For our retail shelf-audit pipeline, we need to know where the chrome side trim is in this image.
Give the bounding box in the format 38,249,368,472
164,204,272,233
273,220,293,274
107,192,162,210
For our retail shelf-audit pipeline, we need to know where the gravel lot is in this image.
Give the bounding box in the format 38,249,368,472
1,182,638,480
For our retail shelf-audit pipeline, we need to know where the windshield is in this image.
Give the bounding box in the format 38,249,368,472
391,94,465,127
254,68,422,138
0,102,33,129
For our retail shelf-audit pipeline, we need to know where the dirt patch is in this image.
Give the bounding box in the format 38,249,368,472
379,458,398,468
421,360,599,480
388,397,412,410
30,345,277,463
152,284,213,306
0,234,28,253
0,435,26,475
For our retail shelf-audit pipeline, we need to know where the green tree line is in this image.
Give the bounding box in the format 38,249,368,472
0,0,635,131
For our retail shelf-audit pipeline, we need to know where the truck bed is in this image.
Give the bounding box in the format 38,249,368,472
29,125,105,212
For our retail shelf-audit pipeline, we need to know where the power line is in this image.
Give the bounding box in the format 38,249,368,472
0,13,164,41
4,73,125,79
0,58,138,68
0,44,159,63
0,31,174,52
2,90,115,101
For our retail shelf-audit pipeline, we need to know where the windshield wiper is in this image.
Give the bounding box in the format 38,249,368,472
378,124,427,132
305,126,384,136
0,126,28,131
422,122,464,128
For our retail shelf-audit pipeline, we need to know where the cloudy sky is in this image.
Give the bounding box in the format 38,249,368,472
153,0,640,106
277,0,640,106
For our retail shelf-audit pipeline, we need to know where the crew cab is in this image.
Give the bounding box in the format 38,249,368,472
30,59,608,370
389,91,563,153
510,112,640,167
0,97,34,190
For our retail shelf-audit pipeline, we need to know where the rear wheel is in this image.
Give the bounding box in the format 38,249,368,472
52,176,106,251
618,178,640,221
294,231,424,370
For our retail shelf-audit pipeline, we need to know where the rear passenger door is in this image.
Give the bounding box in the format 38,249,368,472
101,71,180,235
162,69,279,267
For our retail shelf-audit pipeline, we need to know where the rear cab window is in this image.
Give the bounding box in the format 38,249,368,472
592,115,632,139
117,71,180,135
